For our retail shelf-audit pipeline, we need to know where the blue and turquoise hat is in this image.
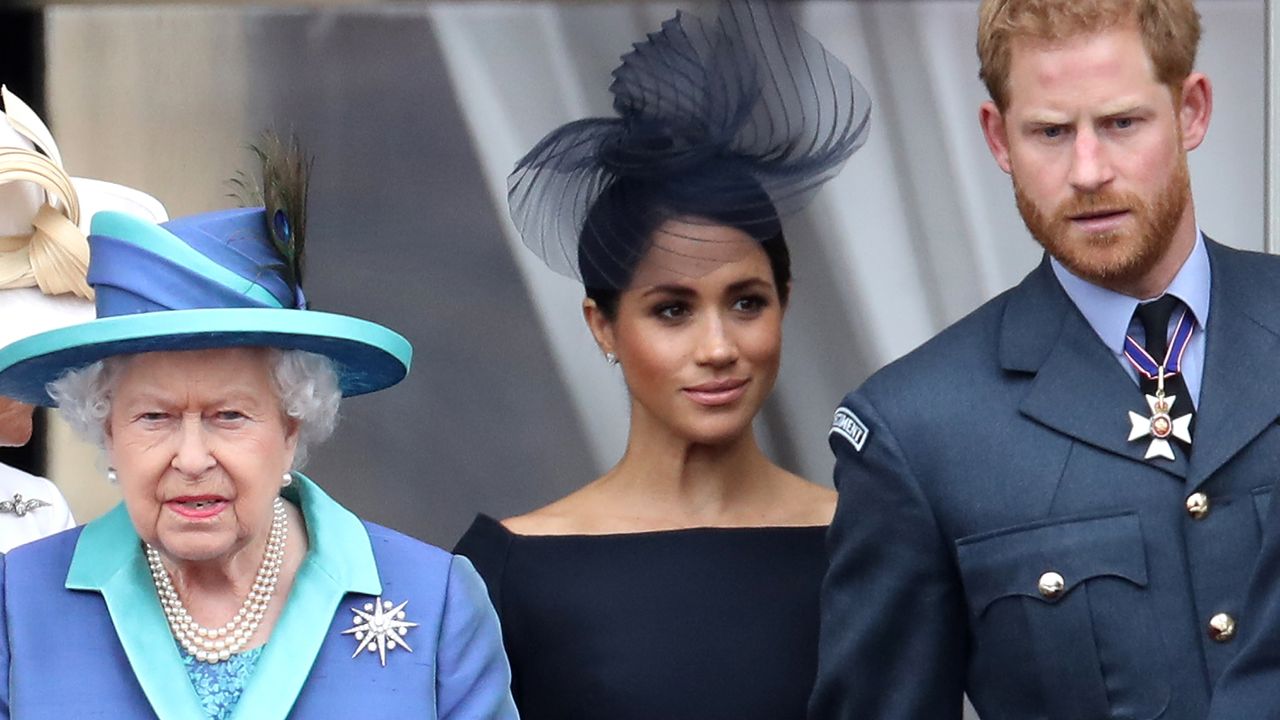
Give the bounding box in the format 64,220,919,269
0,207,412,406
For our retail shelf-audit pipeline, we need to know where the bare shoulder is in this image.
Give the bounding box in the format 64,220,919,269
774,470,837,526
500,485,605,536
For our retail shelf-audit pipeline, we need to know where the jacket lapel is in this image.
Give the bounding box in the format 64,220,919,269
1186,240,1280,487
64,477,382,720
229,555,348,720
1005,258,1188,478
229,475,382,719
64,504,206,720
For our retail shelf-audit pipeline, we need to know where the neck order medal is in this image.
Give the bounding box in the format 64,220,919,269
1128,384,1192,460
1124,310,1194,461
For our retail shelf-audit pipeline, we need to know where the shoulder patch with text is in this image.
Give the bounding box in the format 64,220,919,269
829,407,869,452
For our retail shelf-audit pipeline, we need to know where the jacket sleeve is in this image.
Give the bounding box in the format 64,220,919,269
809,392,968,720
1206,485,1280,719
0,553,9,720
435,554,519,720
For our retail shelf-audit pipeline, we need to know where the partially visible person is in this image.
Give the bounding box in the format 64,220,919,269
455,2,870,719
810,1,1280,718
0,85,168,551
0,136,517,719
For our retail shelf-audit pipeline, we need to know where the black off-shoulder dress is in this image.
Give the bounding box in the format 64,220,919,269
453,514,828,720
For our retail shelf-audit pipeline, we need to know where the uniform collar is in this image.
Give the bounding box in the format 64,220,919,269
65,473,381,720
1050,230,1211,355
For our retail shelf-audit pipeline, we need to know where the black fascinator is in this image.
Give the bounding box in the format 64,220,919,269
508,0,871,289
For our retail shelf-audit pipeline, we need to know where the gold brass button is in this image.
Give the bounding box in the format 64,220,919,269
1038,571,1065,600
1209,613,1237,643
1186,492,1211,520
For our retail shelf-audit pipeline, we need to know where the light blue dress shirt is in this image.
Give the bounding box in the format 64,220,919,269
1051,231,1210,407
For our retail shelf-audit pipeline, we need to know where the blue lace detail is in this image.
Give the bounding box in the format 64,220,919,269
180,646,265,720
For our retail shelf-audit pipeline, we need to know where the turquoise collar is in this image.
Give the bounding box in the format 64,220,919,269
66,473,382,720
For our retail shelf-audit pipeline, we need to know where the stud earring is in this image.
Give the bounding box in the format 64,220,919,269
282,471,293,488
605,352,618,365
106,468,118,484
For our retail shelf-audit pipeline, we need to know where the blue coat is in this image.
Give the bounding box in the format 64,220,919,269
810,240,1280,720
1206,478,1280,717
0,475,519,719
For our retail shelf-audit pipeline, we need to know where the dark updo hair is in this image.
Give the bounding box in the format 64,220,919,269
578,173,792,321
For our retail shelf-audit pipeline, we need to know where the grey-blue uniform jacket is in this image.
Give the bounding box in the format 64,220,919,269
1205,494,1280,719
810,239,1280,720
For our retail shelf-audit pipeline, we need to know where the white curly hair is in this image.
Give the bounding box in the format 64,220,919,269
46,348,341,470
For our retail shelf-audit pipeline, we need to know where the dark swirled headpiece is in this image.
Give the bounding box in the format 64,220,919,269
507,0,871,289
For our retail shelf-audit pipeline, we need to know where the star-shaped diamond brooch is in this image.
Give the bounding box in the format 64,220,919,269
341,597,419,667
1128,393,1192,461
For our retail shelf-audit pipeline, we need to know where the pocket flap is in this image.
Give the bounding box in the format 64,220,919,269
1253,486,1273,523
956,511,1148,617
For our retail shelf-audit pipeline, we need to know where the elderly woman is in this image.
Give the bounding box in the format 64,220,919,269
0,86,169,550
0,141,517,719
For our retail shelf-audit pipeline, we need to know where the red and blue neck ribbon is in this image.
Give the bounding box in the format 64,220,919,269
1123,309,1195,381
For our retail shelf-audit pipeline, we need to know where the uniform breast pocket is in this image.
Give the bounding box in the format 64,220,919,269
1253,485,1273,531
956,511,1170,720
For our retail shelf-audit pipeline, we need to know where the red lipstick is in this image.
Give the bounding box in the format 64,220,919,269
166,496,229,520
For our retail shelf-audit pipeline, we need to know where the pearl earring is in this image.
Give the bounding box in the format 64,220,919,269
282,471,293,487
605,352,618,365
106,468,118,484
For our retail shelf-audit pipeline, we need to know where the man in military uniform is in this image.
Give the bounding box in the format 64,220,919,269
809,1,1280,718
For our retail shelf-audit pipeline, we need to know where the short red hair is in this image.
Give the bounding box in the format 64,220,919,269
977,0,1201,110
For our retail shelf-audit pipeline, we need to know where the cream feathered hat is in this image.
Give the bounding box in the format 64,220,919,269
0,85,167,351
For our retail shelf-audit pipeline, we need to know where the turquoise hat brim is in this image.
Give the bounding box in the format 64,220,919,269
0,308,412,406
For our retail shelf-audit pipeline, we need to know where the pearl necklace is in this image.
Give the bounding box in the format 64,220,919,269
146,496,288,664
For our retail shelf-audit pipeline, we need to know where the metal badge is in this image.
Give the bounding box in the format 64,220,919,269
0,493,51,517
1128,393,1193,461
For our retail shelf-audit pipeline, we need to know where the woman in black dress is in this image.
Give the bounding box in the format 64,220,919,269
455,2,870,718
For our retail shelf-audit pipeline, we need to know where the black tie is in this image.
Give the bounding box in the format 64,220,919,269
1133,295,1195,445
